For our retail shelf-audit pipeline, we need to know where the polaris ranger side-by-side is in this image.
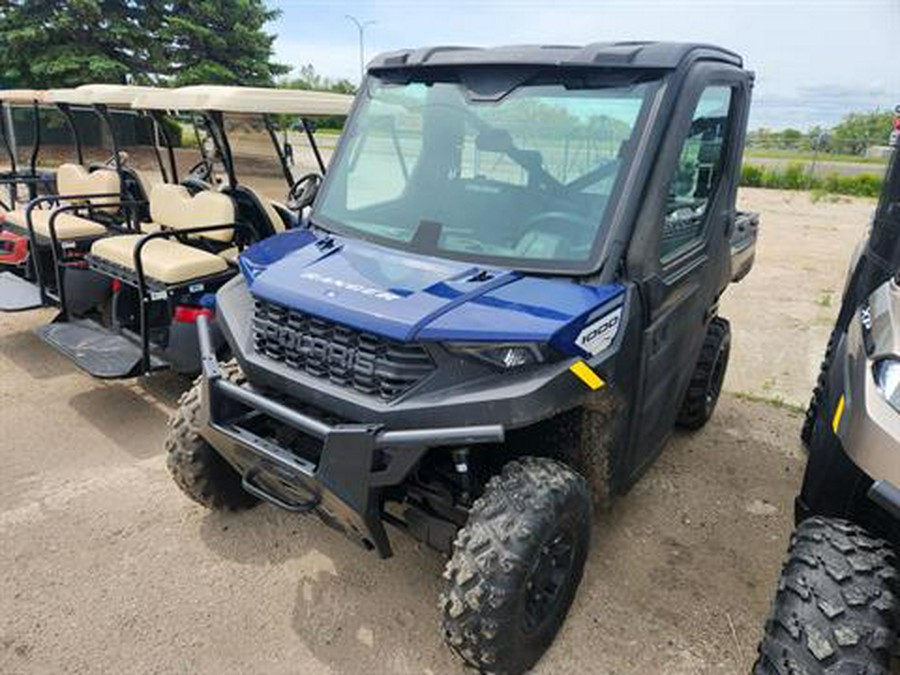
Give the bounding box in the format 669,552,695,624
165,42,758,673
754,109,900,673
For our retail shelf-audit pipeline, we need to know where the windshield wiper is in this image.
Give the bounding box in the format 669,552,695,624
306,213,334,235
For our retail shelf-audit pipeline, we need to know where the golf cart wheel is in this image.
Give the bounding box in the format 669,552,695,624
440,457,592,674
754,516,899,674
676,316,731,430
165,360,258,511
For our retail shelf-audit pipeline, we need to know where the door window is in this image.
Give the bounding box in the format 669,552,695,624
660,86,733,260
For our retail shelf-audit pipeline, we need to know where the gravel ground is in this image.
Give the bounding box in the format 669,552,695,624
0,188,879,674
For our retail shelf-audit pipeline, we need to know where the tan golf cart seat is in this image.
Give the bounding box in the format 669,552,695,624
90,184,236,285
4,163,120,240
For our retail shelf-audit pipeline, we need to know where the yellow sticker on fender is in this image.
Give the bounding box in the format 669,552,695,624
570,360,605,390
832,394,845,434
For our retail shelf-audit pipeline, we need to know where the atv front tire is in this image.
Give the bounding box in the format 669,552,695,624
754,516,899,674
165,361,258,511
801,328,838,447
440,457,592,674
676,316,731,430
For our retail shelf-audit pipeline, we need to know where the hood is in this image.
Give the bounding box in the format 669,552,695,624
239,231,624,355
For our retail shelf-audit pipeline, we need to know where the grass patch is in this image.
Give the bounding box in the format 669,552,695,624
741,162,883,198
731,390,806,415
744,148,888,165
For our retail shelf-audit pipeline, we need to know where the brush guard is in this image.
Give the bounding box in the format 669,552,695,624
194,314,505,557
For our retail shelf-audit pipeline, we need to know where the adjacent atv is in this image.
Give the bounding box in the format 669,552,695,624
165,42,757,673
754,110,900,673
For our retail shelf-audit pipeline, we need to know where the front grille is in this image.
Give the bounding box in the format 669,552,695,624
252,300,435,401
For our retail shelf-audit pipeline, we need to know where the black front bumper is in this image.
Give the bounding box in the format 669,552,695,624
195,315,504,557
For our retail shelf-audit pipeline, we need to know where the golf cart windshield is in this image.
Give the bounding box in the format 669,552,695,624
315,72,659,271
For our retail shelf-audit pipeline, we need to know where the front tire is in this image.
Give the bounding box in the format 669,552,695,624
165,361,258,511
676,316,731,430
754,516,899,674
440,458,592,674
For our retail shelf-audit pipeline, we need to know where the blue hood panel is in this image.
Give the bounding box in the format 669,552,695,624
241,231,625,353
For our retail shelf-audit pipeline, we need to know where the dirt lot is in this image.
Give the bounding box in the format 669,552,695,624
0,188,878,674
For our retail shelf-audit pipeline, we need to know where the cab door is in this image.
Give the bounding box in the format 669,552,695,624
621,63,751,485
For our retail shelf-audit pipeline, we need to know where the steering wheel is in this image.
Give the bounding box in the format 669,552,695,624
286,173,323,211
520,210,594,234
186,159,214,184
98,151,129,168
516,211,595,258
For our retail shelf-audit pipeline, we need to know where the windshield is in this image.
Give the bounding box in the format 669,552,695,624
315,73,659,271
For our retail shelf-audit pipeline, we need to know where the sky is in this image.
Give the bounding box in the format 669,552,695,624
269,0,899,131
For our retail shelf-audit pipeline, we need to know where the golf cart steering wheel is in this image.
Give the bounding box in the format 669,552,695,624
100,151,128,168
187,159,214,184
286,173,323,211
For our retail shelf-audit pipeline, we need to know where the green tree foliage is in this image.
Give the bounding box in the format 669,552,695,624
280,64,356,95
831,111,895,155
164,0,289,86
0,0,164,87
278,65,356,129
0,0,287,88
747,111,895,156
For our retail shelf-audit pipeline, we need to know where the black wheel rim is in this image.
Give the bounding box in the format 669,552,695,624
523,527,576,634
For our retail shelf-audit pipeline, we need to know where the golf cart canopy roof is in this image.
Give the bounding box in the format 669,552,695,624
0,89,48,104
131,85,354,116
47,85,162,107
368,41,743,72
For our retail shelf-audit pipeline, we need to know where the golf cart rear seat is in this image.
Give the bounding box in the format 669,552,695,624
88,183,236,286
3,163,120,240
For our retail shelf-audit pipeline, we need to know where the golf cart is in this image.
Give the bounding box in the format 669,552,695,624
0,84,170,312
754,110,900,672
0,88,102,269
165,42,758,673
37,85,353,379
0,89,52,268
0,89,57,214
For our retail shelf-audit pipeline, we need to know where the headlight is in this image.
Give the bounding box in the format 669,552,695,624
446,343,549,370
873,358,900,410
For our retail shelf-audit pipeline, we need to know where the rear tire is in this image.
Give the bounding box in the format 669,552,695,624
753,516,899,674
676,316,730,430
440,457,592,674
165,361,258,511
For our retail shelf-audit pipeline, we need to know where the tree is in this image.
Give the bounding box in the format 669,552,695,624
0,0,166,88
832,111,895,155
163,0,289,86
281,64,356,95
0,0,288,89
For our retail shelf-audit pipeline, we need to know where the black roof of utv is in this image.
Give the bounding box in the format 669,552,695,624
368,42,743,73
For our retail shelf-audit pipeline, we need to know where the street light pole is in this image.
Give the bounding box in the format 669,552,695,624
345,14,376,83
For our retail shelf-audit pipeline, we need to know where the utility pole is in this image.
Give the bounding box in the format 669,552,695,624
345,14,376,83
